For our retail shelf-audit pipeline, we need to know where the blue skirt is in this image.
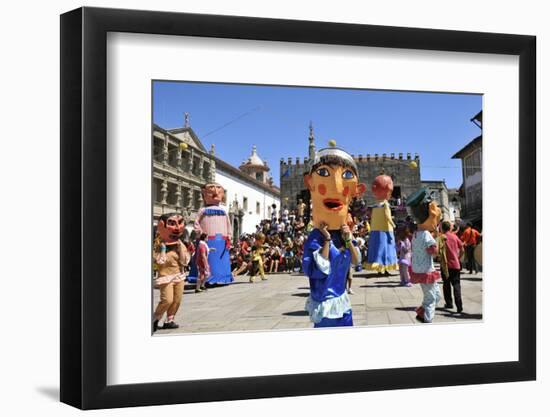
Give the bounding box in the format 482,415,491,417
365,231,398,272
188,234,234,284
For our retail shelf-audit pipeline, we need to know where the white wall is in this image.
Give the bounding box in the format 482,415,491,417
1,1,546,417
216,169,280,234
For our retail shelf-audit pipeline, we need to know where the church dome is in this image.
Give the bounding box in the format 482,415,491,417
244,145,265,167
240,145,269,171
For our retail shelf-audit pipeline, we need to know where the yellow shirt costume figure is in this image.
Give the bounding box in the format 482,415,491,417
302,140,366,327
365,174,399,274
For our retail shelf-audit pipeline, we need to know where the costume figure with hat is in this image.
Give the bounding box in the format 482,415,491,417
406,188,442,323
302,140,366,328
365,174,399,274
188,182,234,285
153,212,190,332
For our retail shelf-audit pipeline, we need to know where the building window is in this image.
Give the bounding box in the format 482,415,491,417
153,178,162,203
168,144,178,168
167,183,178,205
243,196,248,211
153,139,164,163
256,201,261,215
182,187,190,207
255,172,262,182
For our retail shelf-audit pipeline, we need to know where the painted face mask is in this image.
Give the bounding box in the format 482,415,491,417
406,188,442,232
304,142,367,230
419,201,442,232
202,183,225,206
157,213,184,244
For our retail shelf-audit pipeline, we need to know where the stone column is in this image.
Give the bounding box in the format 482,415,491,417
189,148,195,174
160,179,168,206
176,147,182,171
162,138,169,165
175,185,182,210
186,187,193,210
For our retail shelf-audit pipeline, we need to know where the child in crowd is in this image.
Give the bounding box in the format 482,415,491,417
396,227,412,287
406,188,442,323
195,233,210,293
283,245,294,272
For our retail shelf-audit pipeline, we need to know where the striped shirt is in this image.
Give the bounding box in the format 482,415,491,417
194,205,232,238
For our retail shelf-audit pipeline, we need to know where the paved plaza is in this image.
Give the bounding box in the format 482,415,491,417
153,268,483,335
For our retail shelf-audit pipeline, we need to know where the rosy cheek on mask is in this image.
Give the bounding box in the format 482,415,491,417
318,184,327,195
342,186,350,197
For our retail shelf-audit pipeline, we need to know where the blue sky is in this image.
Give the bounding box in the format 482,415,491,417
153,81,482,189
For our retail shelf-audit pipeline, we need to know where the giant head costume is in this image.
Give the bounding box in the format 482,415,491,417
201,182,225,206
304,141,367,230
372,174,394,201
157,212,185,245
406,188,441,232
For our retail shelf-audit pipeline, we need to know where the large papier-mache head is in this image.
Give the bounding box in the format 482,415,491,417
406,188,441,231
304,140,366,230
157,212,185,244
201,182,225,206
372,174,394,201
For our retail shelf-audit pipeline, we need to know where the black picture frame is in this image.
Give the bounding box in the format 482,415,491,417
60,6,536,410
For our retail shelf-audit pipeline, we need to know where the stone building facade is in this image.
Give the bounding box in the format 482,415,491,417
153,116,280,240
279,124,422,218
421,180,450,221
452,111,482,227
152,118,215,224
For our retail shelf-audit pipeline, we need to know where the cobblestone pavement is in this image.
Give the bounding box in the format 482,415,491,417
153,269,482,335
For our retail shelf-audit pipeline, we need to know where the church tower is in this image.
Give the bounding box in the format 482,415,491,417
308,121,316,164
239,145,271,184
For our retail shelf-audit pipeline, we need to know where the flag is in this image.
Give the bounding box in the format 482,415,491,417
282,167,290,178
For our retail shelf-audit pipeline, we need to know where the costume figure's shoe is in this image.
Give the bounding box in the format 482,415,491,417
163,321,179,329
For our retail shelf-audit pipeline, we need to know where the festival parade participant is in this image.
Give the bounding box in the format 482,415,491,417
365,174,398,275
153,213,190,332
188,182,234,285
406,188,442,323
302,140,366,328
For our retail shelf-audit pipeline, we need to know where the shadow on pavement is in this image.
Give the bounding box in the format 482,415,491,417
394,306,417,312
283,310,309,317
461,277,482,282
291,292,309,297
360,282,401,288
440,312,483,320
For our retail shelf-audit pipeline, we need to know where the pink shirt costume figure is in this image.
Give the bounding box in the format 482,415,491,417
188,183,234,285
406,188,442,323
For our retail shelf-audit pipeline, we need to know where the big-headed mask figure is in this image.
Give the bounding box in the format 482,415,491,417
157,213,185,245
304,142,367,230
202,183,225,206
406,188,442,231
371,174,394,201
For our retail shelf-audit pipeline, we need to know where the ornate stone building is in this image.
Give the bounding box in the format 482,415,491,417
421,180,450,221
152,114,215,224
452,110,482,227
153,115,280,240
279,124,422,218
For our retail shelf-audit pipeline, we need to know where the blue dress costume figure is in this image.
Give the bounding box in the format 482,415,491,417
365,174,398,273
301,139,367,328
187,183,234,285
303,229,357,327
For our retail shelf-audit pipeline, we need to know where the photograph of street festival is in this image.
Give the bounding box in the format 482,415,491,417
151,81,483,334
